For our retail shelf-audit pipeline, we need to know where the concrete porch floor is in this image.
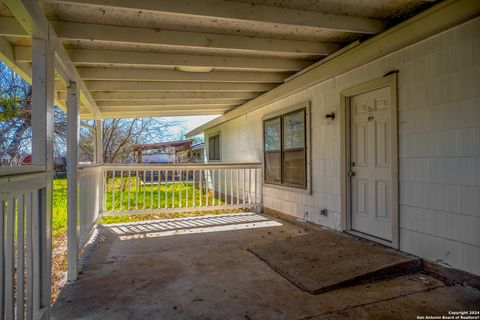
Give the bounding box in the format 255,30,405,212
52,213,480,320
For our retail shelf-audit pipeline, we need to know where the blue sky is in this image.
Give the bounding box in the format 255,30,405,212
164,114,219,138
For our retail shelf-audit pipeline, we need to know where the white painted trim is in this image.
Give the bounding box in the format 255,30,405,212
340,73,399,249
30,31,55,316
78,68,287,83
67,81,80,282
0,172,49,201
83,81,276,92
83,91,259,101
101,163,262,170
14,46,310,72
95,119,103,164
0,166,46,177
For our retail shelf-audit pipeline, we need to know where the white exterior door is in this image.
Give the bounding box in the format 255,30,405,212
350,86,392,241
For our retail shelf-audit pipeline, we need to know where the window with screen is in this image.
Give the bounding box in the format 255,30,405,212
263,108,306,189
208,134,220,161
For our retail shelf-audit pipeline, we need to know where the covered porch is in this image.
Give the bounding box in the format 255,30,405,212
51,212,479,319
1,0,480,319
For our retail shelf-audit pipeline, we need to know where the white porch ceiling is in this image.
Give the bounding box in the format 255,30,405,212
0,0,437,119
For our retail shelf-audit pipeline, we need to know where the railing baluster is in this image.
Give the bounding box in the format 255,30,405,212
158,170,161,210
0,201,3,316
212,169,216,206
135,171,139,211
224,169,227,206
32,190,40,313
186,170,189,208
103,169,107,212
236,169,240,205
230,170,234,205
26,192,33,319
128,171,131,211
5,198,15,320
217,170,220,206
199,170,203,207
171,170,175,209
254,168,258,205
219,170,222,205
249,168,252,204
143,170,147,210
242,169,246,204
164,170,168,209
179,170,183,208
217,169,220,206
216,170,219,206
206,169,209,207
120,170,123,212
17,195,25,320
193,170,196,208
150,170,154,210
111,170,115,213
257,169,263,210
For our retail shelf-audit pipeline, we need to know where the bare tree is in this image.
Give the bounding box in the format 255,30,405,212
1,62,71,165
2,62,186,165
0,62,32,165
80,118,185,163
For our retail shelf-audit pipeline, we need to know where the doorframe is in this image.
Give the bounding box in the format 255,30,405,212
340,73,399,249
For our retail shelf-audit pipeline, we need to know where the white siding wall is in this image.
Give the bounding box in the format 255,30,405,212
204,18,480,275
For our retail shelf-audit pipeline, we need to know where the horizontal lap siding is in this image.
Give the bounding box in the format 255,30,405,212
205,17,480,275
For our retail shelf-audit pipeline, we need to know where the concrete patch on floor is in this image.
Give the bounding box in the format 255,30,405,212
307,285,480,319
248,230,421,294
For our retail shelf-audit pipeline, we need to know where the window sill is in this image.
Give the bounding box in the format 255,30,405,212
263,182,312,195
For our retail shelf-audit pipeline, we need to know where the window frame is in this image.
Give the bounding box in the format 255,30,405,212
207,133,221,161
263,104,310,191
263,115,282,185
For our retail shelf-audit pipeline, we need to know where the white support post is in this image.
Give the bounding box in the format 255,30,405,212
67,81,80,282
31,30,55,317
95,119,103,164
94,119,104,215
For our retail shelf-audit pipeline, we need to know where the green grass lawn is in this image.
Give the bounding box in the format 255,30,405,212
53,177,233,229
105,177,224,210
53,178,68,238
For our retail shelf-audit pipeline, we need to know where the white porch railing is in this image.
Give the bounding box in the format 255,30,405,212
0,170,52,320
101,163,263,216
78,165,102,248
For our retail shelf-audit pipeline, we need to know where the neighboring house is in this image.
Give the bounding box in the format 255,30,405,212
191,142,205,163
21,154,67,171
132,140,194,164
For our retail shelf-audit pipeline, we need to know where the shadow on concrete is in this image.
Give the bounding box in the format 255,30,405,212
102,212,283,239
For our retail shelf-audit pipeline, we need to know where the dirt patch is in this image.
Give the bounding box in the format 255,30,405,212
52,233,68,304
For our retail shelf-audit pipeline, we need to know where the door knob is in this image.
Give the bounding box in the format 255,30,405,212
348,171,356,177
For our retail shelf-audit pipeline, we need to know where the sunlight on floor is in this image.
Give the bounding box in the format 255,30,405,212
103,212,283,240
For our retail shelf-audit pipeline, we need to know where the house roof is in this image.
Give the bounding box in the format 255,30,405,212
132,140,193,152
192,143,205,150
0,0,440,119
